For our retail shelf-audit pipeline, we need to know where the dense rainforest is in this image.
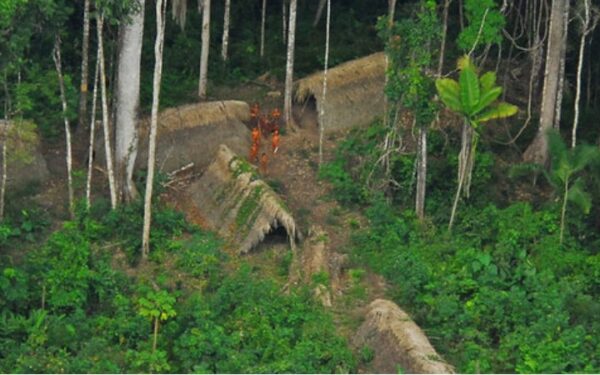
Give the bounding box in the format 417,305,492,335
1,0,600,373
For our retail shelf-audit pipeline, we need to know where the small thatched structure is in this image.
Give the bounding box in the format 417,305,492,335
353,299,454,374
95,100,251,174
188,144,299,254
0,120,49,191
294,52,385,132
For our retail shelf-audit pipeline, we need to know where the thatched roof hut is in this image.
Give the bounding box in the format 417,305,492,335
294,52,385,133
353,299,454,374
95,100,251,174
187,144,299,254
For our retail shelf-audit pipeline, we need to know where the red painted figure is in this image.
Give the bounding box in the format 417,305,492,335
272,129,280,154
260,152,268,175
250,103,260,128
249,142,259,163
251,126,261,146
259,115,271,137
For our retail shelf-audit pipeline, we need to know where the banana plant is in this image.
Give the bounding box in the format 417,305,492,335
435,56,518,231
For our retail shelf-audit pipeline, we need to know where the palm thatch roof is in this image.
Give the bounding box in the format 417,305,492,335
187,144,300,254
353,299,454,374
294,52,386,132
94,100,251,174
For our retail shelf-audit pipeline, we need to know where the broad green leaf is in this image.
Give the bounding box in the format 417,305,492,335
472,87,502,115
435,78,462,112
571,144,600,174
479,72,497,94
567,178,592,214
457,55,476,71
459,66,480,113
475,102,518,123
547,130,569,180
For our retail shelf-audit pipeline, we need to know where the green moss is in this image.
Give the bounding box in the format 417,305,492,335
235,186,263,230
229,156,258,180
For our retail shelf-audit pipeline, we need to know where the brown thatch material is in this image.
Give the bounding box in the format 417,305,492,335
188,144,299,254
95,101,251,174
294,52,385,132
353,299,454,374
0,120,49,191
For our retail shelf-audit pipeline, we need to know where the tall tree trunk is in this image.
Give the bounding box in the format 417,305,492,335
313,0,326,27
437,0,451,74
222,0,231,61
115,0,145,203
86,58,100,208
572,0,593,148
523,0,569,165
260,0,266,58
282,0,287,44
98,15,118,209
415,127,427,220
142,0,168,260
283,0,298,131
53,37,75,219
0,121,6,221
553,1,570,130
198,0,211,99
318,0,330,166
78,0,91,129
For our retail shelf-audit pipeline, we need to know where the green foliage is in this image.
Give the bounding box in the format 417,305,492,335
173,265,356,373
457,0,506,53
436,56,518,130
352,201,600,373
378,0,439,127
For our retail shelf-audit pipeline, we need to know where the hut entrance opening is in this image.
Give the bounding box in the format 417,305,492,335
253,221,290,252
294,95,319,132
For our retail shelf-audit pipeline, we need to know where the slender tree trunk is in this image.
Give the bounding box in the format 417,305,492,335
282,0,287,44
415,127,427,220
97,15,118,209
449,120,471,231
437,0,451,75
586,37,592,109
260,0,266,58
382,0,397,130
222,0,231,61
53,37,75,219
142,0,168,260
560,177,569,244
572,0,592,148
86,58,100,208
198,0,211,99
553,0,570,130
523,0,568,165
318,0,330,166
0,122,6,221
283,0,298,131
115,0,145,203
78,0,91,129
152,318,159,353
313,0,326,27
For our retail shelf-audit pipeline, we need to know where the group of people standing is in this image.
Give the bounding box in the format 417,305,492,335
248,103,281,175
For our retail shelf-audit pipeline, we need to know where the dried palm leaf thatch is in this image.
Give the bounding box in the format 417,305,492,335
353,299,454,374
294,52,386,132
188,144,300,254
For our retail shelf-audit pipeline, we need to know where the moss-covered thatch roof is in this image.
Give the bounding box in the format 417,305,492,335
294,52,386,132
188,144,299,254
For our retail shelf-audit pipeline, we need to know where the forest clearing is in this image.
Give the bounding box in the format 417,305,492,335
1,0,600,373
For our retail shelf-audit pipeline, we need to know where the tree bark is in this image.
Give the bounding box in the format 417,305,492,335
553,0,570,130
0,122,6,221
415,127,427,220
282,0,287,44
198,0,211,99
283,0,298,131
222,0,231,61
115,0,145,203
437,0,451,75
318,0,330,166
523,0,569,165
78,0,91,129
260,0,266,58
313,0,326,27
53,37,75,219
97,15,118,209
86,57,100,208
142,0,168,260
572,0,593,148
